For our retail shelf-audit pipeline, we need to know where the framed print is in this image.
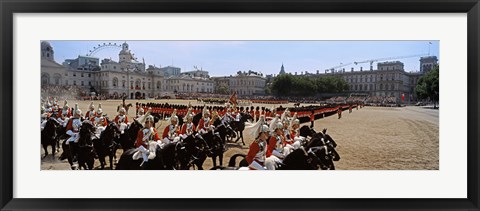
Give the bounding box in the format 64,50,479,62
1,0,479,210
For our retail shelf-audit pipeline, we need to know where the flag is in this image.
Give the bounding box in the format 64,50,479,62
401,93,405,102
229,91,237,107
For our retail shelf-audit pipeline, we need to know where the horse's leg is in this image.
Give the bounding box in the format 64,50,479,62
211,156,217,167
99,155,105,169
109,153,114,170
43,145,49,158
52,143,56,158
240,131,245,145
219,153,224,166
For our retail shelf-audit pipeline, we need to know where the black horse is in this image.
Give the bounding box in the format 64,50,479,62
118,120,143,151
115,135,208,170
76,121,96,170
116,143,175,170
93,121,121,169
229,113,253,145
221,145,337,170
41,118,59,158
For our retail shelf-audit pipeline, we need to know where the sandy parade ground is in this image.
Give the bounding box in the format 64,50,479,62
41,99,439,170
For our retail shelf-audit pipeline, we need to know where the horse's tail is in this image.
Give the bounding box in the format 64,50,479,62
228,153,246,167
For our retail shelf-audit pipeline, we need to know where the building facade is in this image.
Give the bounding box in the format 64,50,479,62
212,71,267,96
40,41,214,99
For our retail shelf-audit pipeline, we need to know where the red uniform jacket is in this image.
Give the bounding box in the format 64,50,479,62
266,135,281,158
135,128,160,148
180,123,196,135
197,118,210,131
162,124,180,139
114,115,129,124
85,111,95,119
246,140,265,165
90,116,108,127
310,114,315,122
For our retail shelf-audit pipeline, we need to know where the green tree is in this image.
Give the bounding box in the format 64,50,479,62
216,85,229,95
271,74,348,96
415,65,439,108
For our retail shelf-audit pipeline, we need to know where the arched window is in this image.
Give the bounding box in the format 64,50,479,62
41,73,50,85
157,81,161,89
112,77,118,87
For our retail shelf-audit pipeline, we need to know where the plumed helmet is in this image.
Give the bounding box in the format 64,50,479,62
293,119,300,125
138,107,145,114
119,107,126,114
275,122,283,130
97,103,103,114
185,108,193,121
41,113,48,119
170,109,178,123
145,115,154,124
63,100,69,110
89,102,94,110
74,103,82,116
202,106,210,117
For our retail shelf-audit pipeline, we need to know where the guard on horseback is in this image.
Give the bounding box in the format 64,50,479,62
56,100,71,128
114,107,129,134
85,102,96,119
245,115,269,170
135,107,145,120
65,104,82,145
91,103,108,136
197,106,212,134
265,121,287,170
180,108,196,137
162,109,181,144
133,115,160,167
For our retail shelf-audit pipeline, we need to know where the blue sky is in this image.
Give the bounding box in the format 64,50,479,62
48,40,439,77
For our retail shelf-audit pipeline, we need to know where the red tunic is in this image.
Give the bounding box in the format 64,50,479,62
310,114,314,122
85,111,95,119
114,115,129,124
162,124,180,139
90,116,108,127
266,136,280,158
246,140,266,165
135,128,160,148
180,123,196,135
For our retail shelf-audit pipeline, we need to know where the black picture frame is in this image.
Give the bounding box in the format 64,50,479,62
1,0,479,210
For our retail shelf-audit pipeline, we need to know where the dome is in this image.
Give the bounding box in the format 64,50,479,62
41,41,53,51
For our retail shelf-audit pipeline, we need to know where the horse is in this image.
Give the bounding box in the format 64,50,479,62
117,103,133,115
93,121,121,169
116,143,175,170
293,103,301,108
222,145,337,170
229,113,253,145
41,118,59,158
115,135,208,170
118,120,143,151
76,121,96,170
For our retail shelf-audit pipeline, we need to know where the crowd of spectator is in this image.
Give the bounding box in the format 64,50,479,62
41,85,89,100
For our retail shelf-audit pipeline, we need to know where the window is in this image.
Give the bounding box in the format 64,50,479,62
81,73,84,77
73,81,76,85
114,66,116,69
89,81,91,86
88,73,91,77
73,73,76,77
65,80,68,85
81,81,84,86
65,73,68,76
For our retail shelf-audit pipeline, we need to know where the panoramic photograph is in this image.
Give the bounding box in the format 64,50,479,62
40,40,439,170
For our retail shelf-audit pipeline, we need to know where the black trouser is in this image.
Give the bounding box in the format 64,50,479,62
310,121,314,128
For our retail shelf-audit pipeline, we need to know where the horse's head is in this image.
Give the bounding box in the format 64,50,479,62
299,125,314,138
308,145,340,170
241,113,253,123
